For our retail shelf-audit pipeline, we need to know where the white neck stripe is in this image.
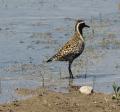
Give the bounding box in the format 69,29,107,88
76,23,81,35
76,22,84,41
79,21,85,24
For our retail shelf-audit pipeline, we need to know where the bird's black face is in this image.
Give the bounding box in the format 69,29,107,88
83,23,90,28
75,20,90,35
76,20,90,29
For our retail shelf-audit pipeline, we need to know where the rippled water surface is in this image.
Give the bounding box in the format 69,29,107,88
0,0,120,103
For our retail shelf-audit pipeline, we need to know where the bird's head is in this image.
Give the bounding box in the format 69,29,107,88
75,20,90,35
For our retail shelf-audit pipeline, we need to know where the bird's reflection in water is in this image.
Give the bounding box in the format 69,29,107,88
68,78,81,92
69,78,73,86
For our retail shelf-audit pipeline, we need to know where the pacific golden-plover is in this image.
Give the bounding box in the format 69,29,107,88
47,20,90,78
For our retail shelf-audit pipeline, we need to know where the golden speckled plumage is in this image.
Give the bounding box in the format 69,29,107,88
52,32,84,61
47,20,90,78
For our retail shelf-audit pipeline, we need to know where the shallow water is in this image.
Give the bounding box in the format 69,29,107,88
0,0,120,103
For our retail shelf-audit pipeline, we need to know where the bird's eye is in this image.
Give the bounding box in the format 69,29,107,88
83,23,85,25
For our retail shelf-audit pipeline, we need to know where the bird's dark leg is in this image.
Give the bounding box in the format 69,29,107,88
69,78,73,86
68,60,73,79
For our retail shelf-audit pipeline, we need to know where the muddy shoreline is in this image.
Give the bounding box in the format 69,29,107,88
0,87,120,112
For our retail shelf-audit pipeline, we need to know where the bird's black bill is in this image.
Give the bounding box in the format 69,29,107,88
85,24,90,28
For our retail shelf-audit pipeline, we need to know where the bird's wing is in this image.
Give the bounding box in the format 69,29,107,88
53,36,83,61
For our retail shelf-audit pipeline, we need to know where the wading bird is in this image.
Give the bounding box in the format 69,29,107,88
47,20,90,78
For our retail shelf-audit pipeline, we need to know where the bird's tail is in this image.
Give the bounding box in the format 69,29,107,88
46,57,53,62
46,54,57,62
